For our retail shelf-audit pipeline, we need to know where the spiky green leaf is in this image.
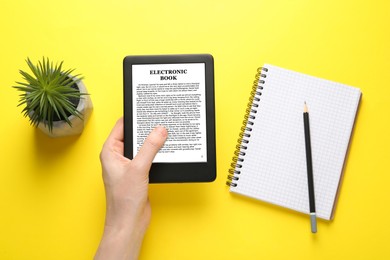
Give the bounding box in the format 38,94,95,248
13,57,87,133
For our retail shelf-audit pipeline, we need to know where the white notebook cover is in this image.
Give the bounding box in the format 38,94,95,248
229,64,361,220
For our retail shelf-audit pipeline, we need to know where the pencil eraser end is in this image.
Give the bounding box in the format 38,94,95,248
310,214,317,233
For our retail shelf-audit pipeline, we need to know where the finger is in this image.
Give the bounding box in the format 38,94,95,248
133,126,168,169
106,117,124,143
101,117,125,159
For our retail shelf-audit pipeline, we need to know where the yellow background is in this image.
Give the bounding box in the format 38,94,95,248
0,0,389,259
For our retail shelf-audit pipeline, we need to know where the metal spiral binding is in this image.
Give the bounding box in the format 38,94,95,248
226,67,268,187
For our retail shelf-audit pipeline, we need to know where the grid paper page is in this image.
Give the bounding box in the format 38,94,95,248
230,64,361,220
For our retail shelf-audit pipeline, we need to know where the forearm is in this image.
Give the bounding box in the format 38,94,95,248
94,223,146,260
95,191,150,260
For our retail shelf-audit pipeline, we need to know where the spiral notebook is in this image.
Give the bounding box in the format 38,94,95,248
227,64,361,220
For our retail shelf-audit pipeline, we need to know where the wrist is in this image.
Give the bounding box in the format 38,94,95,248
104,201,151,232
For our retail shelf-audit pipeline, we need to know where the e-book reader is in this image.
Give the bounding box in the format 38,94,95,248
123,54,216,183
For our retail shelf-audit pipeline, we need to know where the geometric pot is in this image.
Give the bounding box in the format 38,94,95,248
36,79,93,138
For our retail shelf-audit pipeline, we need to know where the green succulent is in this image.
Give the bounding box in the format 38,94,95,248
13,57,86,132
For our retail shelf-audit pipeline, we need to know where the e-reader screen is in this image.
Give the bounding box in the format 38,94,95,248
132,63,207,163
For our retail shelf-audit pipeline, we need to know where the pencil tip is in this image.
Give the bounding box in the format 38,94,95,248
304,102,308,112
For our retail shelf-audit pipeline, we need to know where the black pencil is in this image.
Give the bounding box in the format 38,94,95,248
303,102,317,233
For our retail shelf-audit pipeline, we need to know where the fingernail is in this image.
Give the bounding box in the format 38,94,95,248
155,125,168,138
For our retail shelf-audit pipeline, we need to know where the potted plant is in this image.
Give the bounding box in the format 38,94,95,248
13,57,93,137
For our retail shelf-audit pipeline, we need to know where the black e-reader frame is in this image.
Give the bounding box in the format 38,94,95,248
123,54,216,183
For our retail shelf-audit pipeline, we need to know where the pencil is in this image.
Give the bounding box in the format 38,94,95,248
303,102,317,233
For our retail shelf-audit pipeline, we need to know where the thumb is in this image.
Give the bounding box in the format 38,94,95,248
133,126,168,170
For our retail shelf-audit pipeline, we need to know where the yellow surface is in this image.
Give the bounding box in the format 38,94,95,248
0,0,389,259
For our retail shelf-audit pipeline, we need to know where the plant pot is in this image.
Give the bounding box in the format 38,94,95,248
35,79,93,138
